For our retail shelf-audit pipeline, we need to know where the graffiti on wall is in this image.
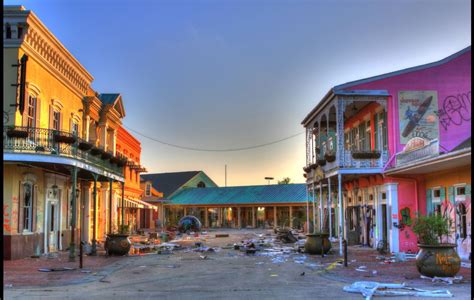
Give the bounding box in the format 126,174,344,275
398,91,439,144
3,204,12,232
436,91,471,131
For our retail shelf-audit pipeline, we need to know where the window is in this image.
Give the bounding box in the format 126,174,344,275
458,203,467,239
380,111,388,150
197,181,206,188
381,192,386,200
433,189,441,198
53,111,61,131
365,120,372,150
344,132,350,150
455,185,466,202
71,122,79,136
26,96,36,128
22,182,33,232
17,25,23,39
6,24,12,39
145,183,151,197
358,122,366,151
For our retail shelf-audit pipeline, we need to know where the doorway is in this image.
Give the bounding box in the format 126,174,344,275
45,188,60,253
381,204,388,251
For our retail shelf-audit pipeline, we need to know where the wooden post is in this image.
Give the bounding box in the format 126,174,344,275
289,206,293,228
273,206,278,228
252,207,256,228
237,207,241,229
69,166,78,262
205,208,209,228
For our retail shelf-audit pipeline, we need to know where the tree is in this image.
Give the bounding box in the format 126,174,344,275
278,177,291,184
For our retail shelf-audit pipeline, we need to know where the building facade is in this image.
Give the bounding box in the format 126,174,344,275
3,6,144,259
302,46,471,257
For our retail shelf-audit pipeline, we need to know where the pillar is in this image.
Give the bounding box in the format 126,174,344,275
312,184,317,232
205,208,209,228
237,207,241,229
289,206,293,228
252,207,256,228
387,183,399,253
69,166,78,262
121,182,125,226
319,182,323,232
328,177,332,238
273,206,277,228
91,173,98,256
109,179,113,234
82,183,92,243
338,173,343,256
183,207,187,216
306,186,310,233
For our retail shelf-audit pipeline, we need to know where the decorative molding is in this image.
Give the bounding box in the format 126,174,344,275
51,98,64,111
26,82,41,96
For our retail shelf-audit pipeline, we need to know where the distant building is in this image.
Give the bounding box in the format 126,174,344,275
140,171,218,229
168,184,308,229
302,46,471,256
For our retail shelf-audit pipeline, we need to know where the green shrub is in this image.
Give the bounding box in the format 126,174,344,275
412,214,449,245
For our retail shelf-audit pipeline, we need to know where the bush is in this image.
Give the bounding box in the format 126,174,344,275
412,214,449,245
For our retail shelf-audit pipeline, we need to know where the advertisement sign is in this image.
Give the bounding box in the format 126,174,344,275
398,91,439,144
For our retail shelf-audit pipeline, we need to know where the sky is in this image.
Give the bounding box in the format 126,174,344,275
5,0,471,186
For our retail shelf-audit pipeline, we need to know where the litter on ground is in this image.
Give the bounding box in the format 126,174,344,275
343,281,453,299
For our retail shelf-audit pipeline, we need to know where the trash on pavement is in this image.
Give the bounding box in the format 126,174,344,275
461,262,471,269
420,275,463,285
38,267,75,272
343,281,453,299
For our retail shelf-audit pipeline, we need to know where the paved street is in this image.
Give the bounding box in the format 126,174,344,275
4,229,471,300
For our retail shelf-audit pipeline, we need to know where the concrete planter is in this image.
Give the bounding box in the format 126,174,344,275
416,243,461,277
304,233,331,255
104,234,131,256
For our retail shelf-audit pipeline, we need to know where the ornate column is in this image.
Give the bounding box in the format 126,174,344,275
99,122,108,150
82,182,92,243
338,174,343,255
328,176,332,238
205,208,210,228
312,184,317,232
91,173,98,256
386,183,399,253
336,97,346,167
69,167,78,262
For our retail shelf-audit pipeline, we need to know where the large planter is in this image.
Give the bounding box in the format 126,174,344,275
304,233,331,254
78,141,93,151
104,234,131,256
53,134,76,144
317,159,326,166
7,128,28,138
416,244,461,277
352,151,381,159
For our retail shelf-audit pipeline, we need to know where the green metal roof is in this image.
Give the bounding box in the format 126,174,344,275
169,184,307,205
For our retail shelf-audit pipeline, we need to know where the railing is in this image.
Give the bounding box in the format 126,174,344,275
3,126,123,177
341,149,389,168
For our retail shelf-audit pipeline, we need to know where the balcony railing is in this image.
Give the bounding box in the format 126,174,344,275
3,126,123,177
341,149,389,168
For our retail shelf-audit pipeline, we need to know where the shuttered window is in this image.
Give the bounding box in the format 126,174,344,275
21,182,34,232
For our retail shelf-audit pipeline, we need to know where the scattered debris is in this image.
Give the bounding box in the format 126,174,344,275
4,284,13,288
343,281,453,299
461,262,471,269
38,267,75,272
81,270,92,273
215,234,229,238
255,262,265,265
199,255,208,260
275,228,298,243
420,275,463,285
300,272,305,276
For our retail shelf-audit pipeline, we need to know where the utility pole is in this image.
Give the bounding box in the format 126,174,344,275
225,164,227,187
265,177,274,185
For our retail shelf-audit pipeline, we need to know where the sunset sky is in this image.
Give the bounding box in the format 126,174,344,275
6,0,471,186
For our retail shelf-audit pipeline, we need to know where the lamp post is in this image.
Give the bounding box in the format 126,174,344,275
264,177,274,185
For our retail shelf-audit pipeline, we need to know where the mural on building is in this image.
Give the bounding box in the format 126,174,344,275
399,91,439,144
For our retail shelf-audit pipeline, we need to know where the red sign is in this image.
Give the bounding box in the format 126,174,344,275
392,214,398,219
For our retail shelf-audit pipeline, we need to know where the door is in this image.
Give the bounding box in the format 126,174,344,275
47,200,59,252
381,204,388,251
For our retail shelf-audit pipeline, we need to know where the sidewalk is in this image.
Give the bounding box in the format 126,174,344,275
3,250,124,288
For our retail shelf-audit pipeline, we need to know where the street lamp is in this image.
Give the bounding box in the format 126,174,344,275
264,177,274,185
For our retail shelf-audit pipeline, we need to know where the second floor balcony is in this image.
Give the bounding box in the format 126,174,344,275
3,126,125,178
303,90,390,179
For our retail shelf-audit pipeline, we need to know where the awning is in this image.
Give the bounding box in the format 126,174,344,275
119,198,158,210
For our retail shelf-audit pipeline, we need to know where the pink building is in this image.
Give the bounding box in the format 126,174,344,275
302,46,471,258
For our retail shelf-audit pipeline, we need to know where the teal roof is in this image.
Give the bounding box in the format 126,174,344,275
169,184,307,205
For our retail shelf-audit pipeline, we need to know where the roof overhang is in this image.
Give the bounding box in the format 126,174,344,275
384,148,471,176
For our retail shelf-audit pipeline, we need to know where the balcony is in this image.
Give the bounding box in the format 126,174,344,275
3,126,124,177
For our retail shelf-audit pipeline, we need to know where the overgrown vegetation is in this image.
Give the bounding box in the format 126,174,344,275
411,214,449,245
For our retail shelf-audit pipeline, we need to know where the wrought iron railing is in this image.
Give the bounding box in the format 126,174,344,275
341,149,389,168
3,126,123,176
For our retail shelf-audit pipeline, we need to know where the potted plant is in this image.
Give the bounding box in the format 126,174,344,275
304,231,331,255
325,152,336,162
104,224,132,256
352,150,381,159
78,141,93,151
6,127,29,138
90,146,105,156
53,132,77,144
101,151,113,160
411,214,460,277
317,158,326,166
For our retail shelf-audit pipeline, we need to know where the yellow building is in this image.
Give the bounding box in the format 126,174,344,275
2,5,137,259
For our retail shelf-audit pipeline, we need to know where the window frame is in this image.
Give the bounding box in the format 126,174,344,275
22,182,34,232
454,184,467,202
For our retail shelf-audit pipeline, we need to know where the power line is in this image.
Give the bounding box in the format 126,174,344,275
123,125,304,152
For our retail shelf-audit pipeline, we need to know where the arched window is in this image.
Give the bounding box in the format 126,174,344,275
197,181,206,188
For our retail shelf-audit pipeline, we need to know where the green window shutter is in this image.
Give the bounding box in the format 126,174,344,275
426,188,432,215
447,186,455,204
466,184,471,199
440,187,446,202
